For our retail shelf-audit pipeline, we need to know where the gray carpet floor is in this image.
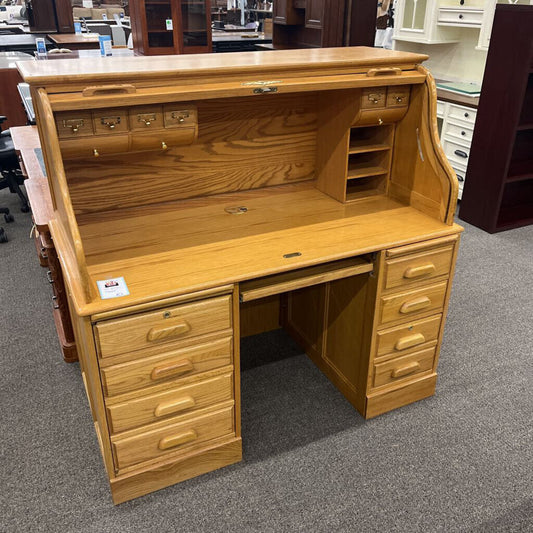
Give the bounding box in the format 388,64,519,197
1,185,532,533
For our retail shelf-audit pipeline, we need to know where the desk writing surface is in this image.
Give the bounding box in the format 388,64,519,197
73,186,461,315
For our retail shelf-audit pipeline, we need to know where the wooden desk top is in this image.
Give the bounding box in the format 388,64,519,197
18,46,429,86
10,125,53,231
65,184,462,316
47,33,101,45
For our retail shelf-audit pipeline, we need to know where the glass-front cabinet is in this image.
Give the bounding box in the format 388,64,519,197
130,0,212,55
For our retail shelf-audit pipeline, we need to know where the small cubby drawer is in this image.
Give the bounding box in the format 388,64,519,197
438,7,483,27
112,405,235,469
105,372,234,433
55,111,94,138
100,337,233,396
164,105,198,128
372,347,436,389
375,314,442,358
386,86,410,107
361,88,386,109
95,295,232,359
59,135,129,159
93,108,129,135
130,127,197,152
379,282,448,326
384,245,454,290
129,105,164,131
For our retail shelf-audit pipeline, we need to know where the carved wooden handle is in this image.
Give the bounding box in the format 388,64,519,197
154,396,196,417
395,333,426,351
400,296,431,314
151,359,194,380
82,84,136,97
403,263,436,279
391,362,420,378
366,67,402,77
147,321,190,342
158,430,197,450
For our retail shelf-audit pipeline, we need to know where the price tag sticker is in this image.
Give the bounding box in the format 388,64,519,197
166,19,173,30
97,277,130,299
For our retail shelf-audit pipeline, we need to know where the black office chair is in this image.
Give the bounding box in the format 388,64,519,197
0,115,29,242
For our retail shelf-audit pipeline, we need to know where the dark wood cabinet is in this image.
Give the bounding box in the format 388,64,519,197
130,0,212,55
272,0,376,49
25,0,74,33
459,5,533,232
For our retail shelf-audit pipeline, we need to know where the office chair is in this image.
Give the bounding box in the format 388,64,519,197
0,115,29,242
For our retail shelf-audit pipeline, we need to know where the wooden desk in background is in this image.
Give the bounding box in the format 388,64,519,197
19,47,462,504
11,126,77,362
47,33,101,50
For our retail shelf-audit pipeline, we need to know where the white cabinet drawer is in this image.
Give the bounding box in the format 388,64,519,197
438,8,483,27
447,103,477,126
444,139,470,166
443,122,473,144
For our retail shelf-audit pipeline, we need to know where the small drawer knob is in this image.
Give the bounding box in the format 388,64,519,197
378,118,384,125
161,141,168,150
93,149,100,157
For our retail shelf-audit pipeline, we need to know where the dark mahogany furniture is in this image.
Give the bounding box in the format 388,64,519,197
459,4,533,233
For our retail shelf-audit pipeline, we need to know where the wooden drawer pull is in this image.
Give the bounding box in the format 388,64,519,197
403,263,436,279
367,67,402,77
158,429,197,450
147,322,191,342
154,396,196,418
391,362,420,378
395,333,426,351
400,296,431,314
82,84,136,97
151,359,194,380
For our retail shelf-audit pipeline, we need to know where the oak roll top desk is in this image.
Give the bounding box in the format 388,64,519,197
18,47,462,504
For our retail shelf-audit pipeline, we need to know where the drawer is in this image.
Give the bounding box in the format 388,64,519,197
59,135,129,159
384,245,454,290
129,105,164,131
101,336,233,396
379,282,448,326
444,139,470,166
376,314,442,358
438,8,483,27
93,108,129,135
55,111,94,139
373,347,436,389
443,122,473,144
95,295,232,359
106,372,233,433
112,405,235,469
436,100,446,118
452,165,466,187
361,88,386,109
163,104,198,128
386,86,410,108
130,127,197,152
447,103,477,126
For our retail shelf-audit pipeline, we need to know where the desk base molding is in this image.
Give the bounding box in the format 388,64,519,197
365,373,437,419
109,437,242,505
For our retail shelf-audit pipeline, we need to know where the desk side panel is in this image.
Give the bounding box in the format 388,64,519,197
389,68,459,224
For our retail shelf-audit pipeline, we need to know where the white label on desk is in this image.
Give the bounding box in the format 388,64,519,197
97,277,130,299
166,19,173,31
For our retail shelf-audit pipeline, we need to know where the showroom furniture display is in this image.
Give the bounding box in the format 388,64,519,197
129,0,212,55
19,47,462,504
459,4,533,232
